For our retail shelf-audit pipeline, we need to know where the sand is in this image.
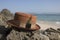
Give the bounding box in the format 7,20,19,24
36,21,60,30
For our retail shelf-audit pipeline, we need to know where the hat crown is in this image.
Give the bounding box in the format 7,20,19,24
14,12,36,24
13,12,36,28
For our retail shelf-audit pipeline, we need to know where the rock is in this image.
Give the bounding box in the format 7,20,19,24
57,28,60,31
0,26,12,40
46,32,60,40
44,28,60,40
45,28,60,33
6,28,49,40
0,9,14,27
1,9,13,18
7,29,37,40
31,33,49,40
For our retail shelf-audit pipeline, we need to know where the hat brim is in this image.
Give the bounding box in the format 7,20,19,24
7,20,40,31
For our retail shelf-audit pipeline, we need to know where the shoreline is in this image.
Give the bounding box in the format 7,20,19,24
36,20,60,30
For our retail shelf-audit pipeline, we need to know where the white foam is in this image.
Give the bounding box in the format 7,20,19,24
56,21,60,24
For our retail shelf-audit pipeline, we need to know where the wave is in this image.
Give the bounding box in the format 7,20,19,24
56,21,60,24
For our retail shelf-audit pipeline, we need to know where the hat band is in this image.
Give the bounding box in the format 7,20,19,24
25,15,32,29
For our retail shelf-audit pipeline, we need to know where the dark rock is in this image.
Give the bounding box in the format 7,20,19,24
0,25,12,40
44,28,60,40
45,28,60,33
57,28,60,31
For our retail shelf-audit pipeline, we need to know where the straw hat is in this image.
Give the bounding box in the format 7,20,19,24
7,12,40,30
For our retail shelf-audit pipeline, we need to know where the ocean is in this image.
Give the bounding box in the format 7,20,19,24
33,14,60,29
32,14,60,25
33,14,60,23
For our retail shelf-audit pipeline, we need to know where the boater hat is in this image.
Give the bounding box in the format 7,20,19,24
7,12,40,30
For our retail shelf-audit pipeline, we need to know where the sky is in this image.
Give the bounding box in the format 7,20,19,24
0,0,60,14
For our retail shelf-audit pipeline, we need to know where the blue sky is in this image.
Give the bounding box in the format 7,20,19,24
0,0,60,14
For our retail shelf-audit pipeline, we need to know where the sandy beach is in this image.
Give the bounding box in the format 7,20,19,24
37,21,60,30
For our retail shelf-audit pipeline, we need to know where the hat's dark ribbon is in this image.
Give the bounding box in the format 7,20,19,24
26,15,32,29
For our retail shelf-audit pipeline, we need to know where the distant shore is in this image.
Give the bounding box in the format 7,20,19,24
37,20,60,30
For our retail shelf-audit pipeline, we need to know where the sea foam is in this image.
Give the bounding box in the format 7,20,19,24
56,21,60,24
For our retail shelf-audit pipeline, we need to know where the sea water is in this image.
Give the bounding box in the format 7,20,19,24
31,14,60,29
33,14,60,24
